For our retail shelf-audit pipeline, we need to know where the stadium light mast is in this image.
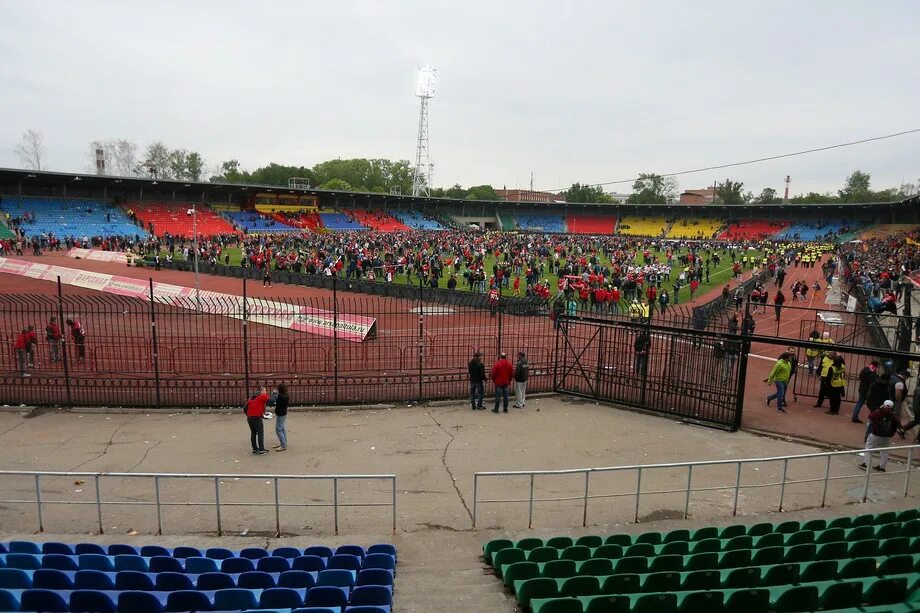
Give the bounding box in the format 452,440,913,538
411,65,437,197
186,205,202,313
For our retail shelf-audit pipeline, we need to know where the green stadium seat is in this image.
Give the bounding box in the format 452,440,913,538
530,547,561,563
547,537,575,550
896,509,919,523
625,544,655,558
650,555,683,572
754,533,784,549
610,556,646,575
641,571,680,593
484,538,513,564
849,539,880,558
689,539,720,554
632,592,678,613
722,566,760,588
819,580,863,609
827,515,853,529
580,594,630,613
518,537,544,551
493,547,525,571
847,525,876,541
839,557,878,579
912,538,920,554
603,535,631,547
865,576,909,606
746,523,773,537
874,511,897,525
774,521,800,534
784,544,816,563
773,585,818,612
879,555,915,576
877,523,903,539
718,549,751,570
816,528,846,544
576,536,604,549
881,537,911,556
851,514,876,527
503,560,539,587
678,589,723,613
561,546,592,562
763,563,799,586
532,596,584,613
904,520,920,538
751,547,784,566
601,573,639,594
719,525,746,539
659,541,689,556
815,541,847,561
690,527,719,541
683,553,717,571
577,558,613,577
542,559,577,579
634,532,663,546
723,536,753,551
591,545,623,560
663,530,690,544
724,588,769,613
784,531,814,546
561,575,601,597
681,570,720,591
800,559,838,582
517,577,560,608
801,519,827,531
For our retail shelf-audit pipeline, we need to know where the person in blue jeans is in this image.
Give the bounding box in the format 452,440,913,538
468,352,486,410
766,353,792,414
851,360,879,423
272,384,289,451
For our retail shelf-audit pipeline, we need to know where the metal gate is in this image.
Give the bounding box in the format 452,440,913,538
554,315,746,431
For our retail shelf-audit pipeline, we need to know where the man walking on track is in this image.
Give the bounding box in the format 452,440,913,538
513,351,529,409
468,351,486,410
491,352,514,413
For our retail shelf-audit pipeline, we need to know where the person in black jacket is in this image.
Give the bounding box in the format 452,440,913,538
468,352,486,410
272,384,289,451
634,331,651,376
851,360,879,423
513,351,529,409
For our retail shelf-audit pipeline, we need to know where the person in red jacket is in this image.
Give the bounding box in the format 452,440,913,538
490,352,514,413
25,325,38,369
45,318,62,363
14,328,31,376
245,387,270,454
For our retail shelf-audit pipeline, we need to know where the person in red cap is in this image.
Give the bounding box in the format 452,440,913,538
490,352,514,413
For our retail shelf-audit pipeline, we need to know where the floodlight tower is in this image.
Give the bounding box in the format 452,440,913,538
411,65,437,197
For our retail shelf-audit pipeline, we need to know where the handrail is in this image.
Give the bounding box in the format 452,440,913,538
0,470,397,536
473,445,919,528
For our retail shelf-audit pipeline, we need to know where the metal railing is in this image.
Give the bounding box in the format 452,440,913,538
0,470,396,536
472,445,919,528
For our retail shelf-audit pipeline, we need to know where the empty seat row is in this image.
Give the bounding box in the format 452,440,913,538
0,552,394,574
0,542,395,561
0,584,392,612
0,567,393,590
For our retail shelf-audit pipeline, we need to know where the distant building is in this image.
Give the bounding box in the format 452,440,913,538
496,189,565,203
606,192,631,204
679,187,716,205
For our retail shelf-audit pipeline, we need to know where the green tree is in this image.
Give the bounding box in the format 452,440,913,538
209,159,250,183
789,191,838,204
319,178,355,191
713,178,745,204
565,182,613,203
248,163,314,187
625,173,678,204
753,187,783,204
137,141,172,178
838,170,872,202
444,183,468,199
465,185,500,200
185,151,204,181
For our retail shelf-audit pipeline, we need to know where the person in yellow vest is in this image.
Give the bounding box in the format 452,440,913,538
805,330,821,374
826,355,847,415
816,331,834,374
640,299,650,321
814,350,836,408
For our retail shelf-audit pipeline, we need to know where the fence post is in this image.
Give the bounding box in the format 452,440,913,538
332,276,339,404
417,275,424,402
497,296,503,355
34,474,44,532
148,279,161,408
472,475,478,528
905,447,914,497
552,317,564,391
242,278,250,395
732,301,752,432
56,277,72,407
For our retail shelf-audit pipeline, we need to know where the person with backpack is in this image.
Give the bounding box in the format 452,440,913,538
851,360,880,423
45,318,62,363
859,400,899,472
65,319,86,362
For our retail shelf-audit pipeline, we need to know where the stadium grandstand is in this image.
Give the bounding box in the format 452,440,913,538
126,201,240,238
352,209,411,231
616,215,669,237
318,211,367,231
717,220,790,241
0,196,145,239
774,220,861,242
391,210,446,230
665,217,725,239
224,211,300,233
515,213,567,233
566,213,618,235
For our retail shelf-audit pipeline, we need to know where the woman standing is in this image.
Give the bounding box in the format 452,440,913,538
273,384,290,451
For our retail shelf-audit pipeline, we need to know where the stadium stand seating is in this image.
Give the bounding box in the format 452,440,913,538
391,210,446,230
616,216,668,237
516,214,567,233
566,214,618,235
225,211,300,233
0,540,396,612
318,212,367,231
127,202,239,238
498,212,516,231
0,197,146,239
350,210,410,232
666,218,725,239
0,219,15,239
717,220,789,241
774,220,859,241
272,211,325,233
484,509,920,613
860,224,920,240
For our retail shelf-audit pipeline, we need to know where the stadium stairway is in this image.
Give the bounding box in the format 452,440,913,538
499,213,516,231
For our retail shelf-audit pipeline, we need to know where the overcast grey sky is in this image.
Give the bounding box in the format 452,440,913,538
1,0,918,196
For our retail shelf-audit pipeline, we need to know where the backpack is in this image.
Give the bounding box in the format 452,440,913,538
874,413,897,438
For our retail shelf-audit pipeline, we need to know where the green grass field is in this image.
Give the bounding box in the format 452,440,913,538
158,243,765,304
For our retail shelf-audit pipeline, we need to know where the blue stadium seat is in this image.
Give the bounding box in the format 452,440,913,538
346,607,390,613
362,554,395,572
318,213,366,231
303,547,334,559
118,589,166,613
9,541,42,554
141,545,171,558
391,210,446,230
74,570,115,590
258,556,292,573
70,588,117,613
293,556,327,572
273,547,302,559
356,569,393,587
260,586,305,609
328,555,361,572
0,588,19,611
75,543,106,556
240,547,270,560
114,554,149,572
42,554,78,571
42,543,75,555
172,546,202,559
0,567,32,588
186,556,220,574
292,608,341,613
108,544,140,556
155,571,194,591
349,585,392,608
7,553,41,569
198,572,236,590
317,569,355,588
0,197,148,239
516,214,566,233
150,556,184,574
32,568,74,589
222,557,256,573
21,588,70,612
225,211,300,234
165,589,213,613
115,570,155,591
239,570,276,589
366,545,396,559
206,547,235,560
335,545,365,559
78,554,114,571
213,587,261,610
305,585,349,608
278,570,316,589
